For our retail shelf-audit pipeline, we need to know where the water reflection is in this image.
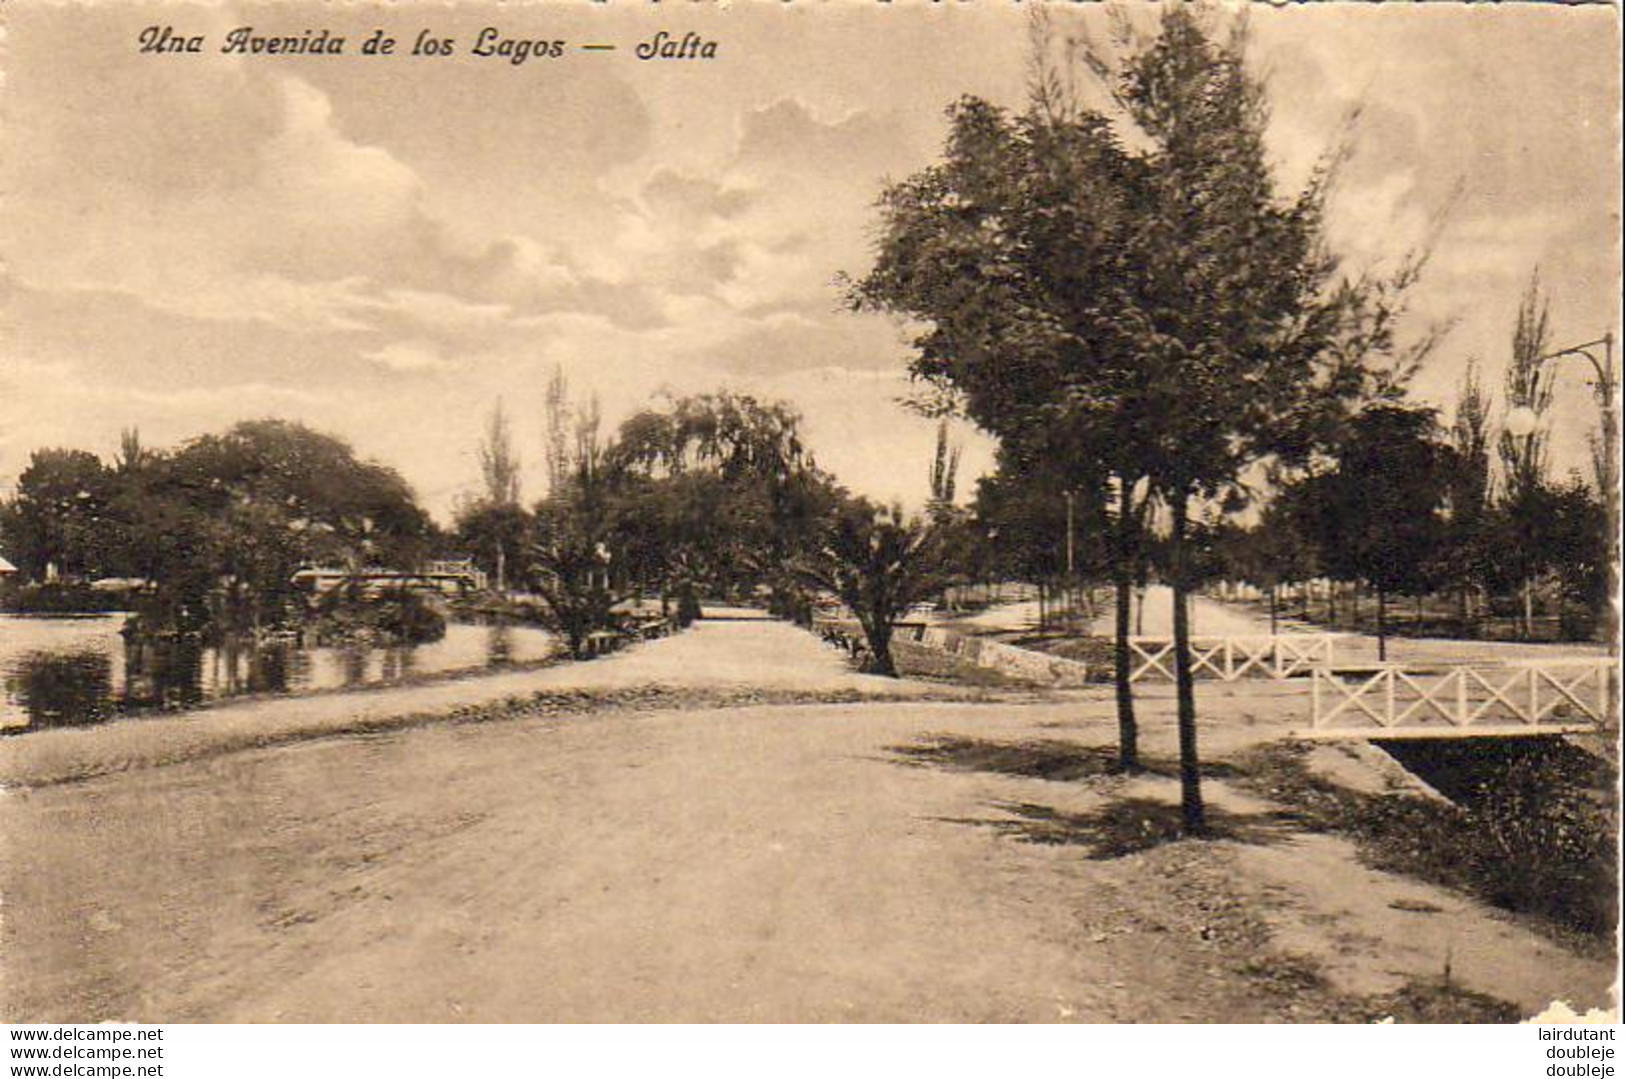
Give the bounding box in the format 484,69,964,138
123,637,208,712
0,615,556,734
6,650,115,730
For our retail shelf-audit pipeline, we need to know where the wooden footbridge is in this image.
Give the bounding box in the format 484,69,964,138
1128,633,1336,683
1120,631,1613,740
817,608,1616,740
1298,658,1617,740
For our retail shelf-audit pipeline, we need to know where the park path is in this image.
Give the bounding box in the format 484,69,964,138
950,589,1269,638
1136,585,1605,666
962,586,1603,667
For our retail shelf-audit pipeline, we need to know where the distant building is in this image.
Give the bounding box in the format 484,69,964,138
90,577,153,594
290,561,487,598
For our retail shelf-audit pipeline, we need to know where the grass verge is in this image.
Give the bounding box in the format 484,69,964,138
1231,740,1617,951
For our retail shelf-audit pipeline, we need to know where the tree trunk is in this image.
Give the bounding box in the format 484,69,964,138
868,624,897,677
1521,578,1534,641
1377,586,1388,662
1268,584,1279,636
1113,481,1139,771
1169,493,1204,835
860,609,897,677
1114,567,1139,772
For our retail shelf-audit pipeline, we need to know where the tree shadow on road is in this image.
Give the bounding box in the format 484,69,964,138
889,734,1241,782
937,797,1309,859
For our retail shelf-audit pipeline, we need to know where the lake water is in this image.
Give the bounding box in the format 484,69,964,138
0,614,557,734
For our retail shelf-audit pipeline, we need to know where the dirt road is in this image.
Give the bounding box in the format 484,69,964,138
1,621,1611,1022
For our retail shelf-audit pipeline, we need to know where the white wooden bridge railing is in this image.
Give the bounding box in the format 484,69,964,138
1128,634,1336,683
1303,659,1616,739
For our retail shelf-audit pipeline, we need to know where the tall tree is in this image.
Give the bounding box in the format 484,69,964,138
854,8,1430,830
608,392,839,614
1293,407,1451,660
543,365,573,498
114,428,152,476
927,419,962,520
1498,271,1555,498
0,449,117,580
1497,271,1555,637
529,382,620,658
478,398,523,508
473,399,524,591
851,57,1160,769
167,420,433,629
1443,361,1493,628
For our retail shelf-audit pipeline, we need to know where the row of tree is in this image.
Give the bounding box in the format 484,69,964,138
0,422,434,636
1209,379,1606,658
450,381,952,668
847,11,1609,833
0,388,952,674
848,8,1448,833
946,271,1608,662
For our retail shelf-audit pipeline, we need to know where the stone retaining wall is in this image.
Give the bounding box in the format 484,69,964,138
816,617,1090,688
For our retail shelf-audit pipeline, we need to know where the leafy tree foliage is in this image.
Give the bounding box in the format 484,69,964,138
452,500,532,593
1498,272,1554,502
968,438,1111,636
520,388,844,653
794,501,951,677
1,420,434,637
460,398,528,591
1439,362,1495,626
853,9,1428,828
530,487,620,660
0,449,118,580
606,391,842,616
1288,406,1451,659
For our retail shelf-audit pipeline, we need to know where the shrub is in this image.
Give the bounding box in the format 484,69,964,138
310,584,447,644
0,581,121,615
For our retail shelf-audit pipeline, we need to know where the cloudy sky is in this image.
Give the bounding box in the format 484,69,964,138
1,2,1617,518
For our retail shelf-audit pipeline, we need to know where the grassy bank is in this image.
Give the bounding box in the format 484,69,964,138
1232,739,1617,948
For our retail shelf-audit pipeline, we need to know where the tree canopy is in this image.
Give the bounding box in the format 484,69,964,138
1,420,434,636
853,8,1434,828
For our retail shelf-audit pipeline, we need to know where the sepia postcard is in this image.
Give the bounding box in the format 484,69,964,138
0,0,1619,1038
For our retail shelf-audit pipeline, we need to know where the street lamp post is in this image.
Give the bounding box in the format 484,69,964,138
1505,332,1618,675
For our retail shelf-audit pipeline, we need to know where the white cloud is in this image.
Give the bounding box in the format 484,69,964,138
3,4,1614,513
361,341,453,374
